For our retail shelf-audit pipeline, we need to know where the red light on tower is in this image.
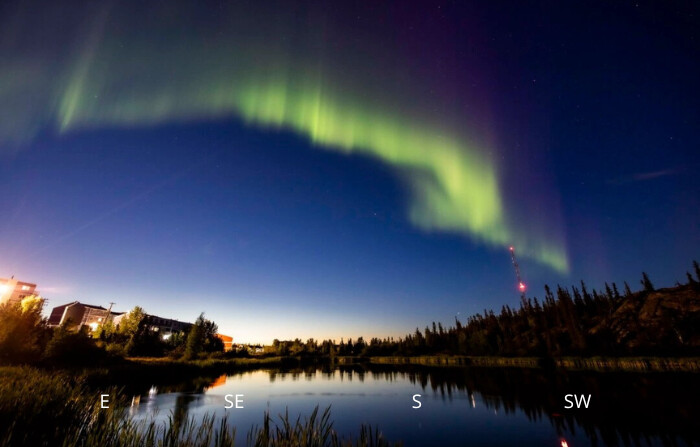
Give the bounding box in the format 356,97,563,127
509,245,527,298
561,440,569,447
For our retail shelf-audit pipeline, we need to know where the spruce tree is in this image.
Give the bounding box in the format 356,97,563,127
184,313,206,360
612,283,621,300
605,283,614,300
580,281,593,305
544,284,554,302
641,272,655,292
624,281,633,297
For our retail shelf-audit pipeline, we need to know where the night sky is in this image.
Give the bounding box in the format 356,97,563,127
1,1,698,343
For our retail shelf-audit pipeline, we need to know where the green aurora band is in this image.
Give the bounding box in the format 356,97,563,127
0,2,568,272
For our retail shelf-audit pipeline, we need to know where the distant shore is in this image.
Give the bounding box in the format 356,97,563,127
112,354,700,377
17,354,699,389
363,355,700,372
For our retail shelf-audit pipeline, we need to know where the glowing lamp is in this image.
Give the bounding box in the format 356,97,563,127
519,282,526,292
561,440,569,447
89,322,99,331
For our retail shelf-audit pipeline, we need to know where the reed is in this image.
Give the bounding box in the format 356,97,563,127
247,406,397,447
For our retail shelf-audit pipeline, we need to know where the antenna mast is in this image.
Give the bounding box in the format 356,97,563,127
509,246,527,299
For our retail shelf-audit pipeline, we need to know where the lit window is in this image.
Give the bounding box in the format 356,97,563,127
21,285,30,291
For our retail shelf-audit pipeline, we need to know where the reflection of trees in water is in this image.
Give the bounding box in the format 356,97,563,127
252,364,698,446
171,394,197,430
135,364,698,446
268,365,370,383
348,365,699,447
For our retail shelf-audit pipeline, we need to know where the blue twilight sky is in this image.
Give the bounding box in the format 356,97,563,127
0,0,698,343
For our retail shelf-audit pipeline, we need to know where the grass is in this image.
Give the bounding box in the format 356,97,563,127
0,367,400,447
247,407,396,447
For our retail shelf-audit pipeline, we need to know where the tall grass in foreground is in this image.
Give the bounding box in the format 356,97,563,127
247,406,396,447
0,367,400,447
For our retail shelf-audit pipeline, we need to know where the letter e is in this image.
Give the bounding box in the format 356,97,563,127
235,394,244,409
101,394,110,409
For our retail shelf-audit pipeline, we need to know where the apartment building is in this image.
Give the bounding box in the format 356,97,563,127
47,301,122,330
0,277,38,306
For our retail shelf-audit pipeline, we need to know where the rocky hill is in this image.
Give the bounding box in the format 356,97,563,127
592,284,700,352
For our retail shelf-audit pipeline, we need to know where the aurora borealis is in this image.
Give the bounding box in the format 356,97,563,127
1,0,567,271
1,0,698,342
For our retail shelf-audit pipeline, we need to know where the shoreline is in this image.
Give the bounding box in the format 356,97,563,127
123,354,700,374
5,355,699,387
363,355,700,372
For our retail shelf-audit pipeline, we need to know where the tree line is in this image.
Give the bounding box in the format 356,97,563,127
94,307,223,358
270,262,700,358
2,262,698,365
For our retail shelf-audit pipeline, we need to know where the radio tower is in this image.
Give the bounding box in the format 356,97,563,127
509,246,527,300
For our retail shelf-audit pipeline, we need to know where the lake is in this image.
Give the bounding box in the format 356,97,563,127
127,364,700,446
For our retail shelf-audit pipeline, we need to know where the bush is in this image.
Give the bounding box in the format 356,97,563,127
125,328,165,357
0,300,50,364
105,342,127,357
43,325,107,366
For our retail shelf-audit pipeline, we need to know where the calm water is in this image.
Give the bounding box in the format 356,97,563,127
127,365,699,446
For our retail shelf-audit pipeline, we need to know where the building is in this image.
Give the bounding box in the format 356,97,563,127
0,277,38,306
112,312,193,337
47,301,122,331
216,333,234,352
46,301,232,345
143,314,193,335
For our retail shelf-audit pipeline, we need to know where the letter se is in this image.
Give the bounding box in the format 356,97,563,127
224,394,244,409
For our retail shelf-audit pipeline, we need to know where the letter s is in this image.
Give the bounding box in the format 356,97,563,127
412,394,422,409
564,394,573,409
224,394,233,409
